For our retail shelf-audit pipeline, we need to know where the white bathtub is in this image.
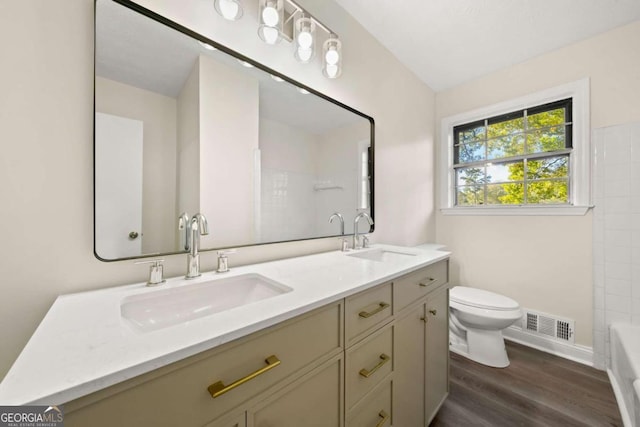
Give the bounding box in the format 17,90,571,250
609,323,640,427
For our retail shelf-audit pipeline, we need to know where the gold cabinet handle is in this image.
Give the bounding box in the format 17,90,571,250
208,355,281,398
420,316,428,323
429,309,437,316
359,302,390,319
418,277,437,287
359,353,391,378
376,410,390,427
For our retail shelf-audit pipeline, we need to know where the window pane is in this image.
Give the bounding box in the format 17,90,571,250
458,125,485,144
526,180,569,204
456,140,485,163
487,134,525,160
457,186,484,206
486,183,524,205
526,156,568,180
486,161,523,183
528,108,565,129
526,126,566,153
456,167,486,186
487,116,524,138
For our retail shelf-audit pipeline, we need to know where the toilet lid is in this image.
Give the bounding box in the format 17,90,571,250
450,286,519,311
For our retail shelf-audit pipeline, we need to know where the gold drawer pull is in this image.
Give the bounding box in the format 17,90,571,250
376,410,390,427
359,353,391,378
429,309,437,316
419,277,437,287
359,302,390,319
208,355,281,398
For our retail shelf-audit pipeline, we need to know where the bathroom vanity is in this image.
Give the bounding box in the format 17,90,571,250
0,246,450,426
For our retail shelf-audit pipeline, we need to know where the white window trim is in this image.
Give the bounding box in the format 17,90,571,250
439,78,592,216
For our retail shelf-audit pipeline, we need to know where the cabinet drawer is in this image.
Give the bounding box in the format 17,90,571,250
345,325,393,410
346,380,392,427
65,303,342,427
345,283,392,345
248,356,343,427
394,260,448,311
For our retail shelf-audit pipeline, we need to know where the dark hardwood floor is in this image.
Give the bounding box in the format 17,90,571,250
430,341,623,427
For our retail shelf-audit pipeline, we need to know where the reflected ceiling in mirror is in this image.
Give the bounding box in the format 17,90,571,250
94,0,374,261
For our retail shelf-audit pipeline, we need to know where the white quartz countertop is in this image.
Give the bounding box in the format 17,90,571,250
0,244,449,405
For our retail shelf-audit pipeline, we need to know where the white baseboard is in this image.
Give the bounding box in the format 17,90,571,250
503,325,594,367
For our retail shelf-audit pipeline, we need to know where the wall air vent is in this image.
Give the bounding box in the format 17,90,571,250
522,309,575,344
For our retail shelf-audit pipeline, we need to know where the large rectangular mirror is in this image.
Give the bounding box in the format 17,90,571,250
94,0,374,261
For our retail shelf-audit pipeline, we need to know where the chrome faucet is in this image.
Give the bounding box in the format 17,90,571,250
329,212,348,251
186,213,209,279
178,212,190,251
353,212,373,250
329,212,345,235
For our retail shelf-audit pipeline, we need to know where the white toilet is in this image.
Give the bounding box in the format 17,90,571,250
449,286,522,368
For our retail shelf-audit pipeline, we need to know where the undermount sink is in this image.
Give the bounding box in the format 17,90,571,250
347,249,417,262
121,273,292,333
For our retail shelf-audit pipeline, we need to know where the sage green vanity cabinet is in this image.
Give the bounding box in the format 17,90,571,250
393,262,450,426
64,302,344,427
64,259,449,427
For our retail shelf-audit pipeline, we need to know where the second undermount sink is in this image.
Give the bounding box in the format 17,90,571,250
121,273,292,333
347,249,417,262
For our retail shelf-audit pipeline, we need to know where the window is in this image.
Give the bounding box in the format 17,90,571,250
454,99,572,206
439,79,590,215
358,141,371,210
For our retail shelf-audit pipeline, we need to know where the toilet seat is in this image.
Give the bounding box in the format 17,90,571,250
450,286,519,311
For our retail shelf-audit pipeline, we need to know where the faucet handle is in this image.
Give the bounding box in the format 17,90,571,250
217,249,237,273
362,235,370,248
135,259,166,286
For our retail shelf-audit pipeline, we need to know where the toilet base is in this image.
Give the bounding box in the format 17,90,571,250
449,329,510,368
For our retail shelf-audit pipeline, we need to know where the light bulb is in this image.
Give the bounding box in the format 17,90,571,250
262,3,279,26
259,26,279,44
325,64,338,78
297,31,313,49
297,88,310,95
198,41,217,51
325,48,339,65
271,75,284,82
297,47,312,62
238,60,254,68
215,0,242,20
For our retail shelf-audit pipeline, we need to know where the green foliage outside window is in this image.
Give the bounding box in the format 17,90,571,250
454,100,571,206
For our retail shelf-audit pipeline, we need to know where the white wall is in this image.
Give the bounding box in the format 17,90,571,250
198,55,258,248
435,20,640,348
176,58,201,246
95,77,177,254
0,0,435,378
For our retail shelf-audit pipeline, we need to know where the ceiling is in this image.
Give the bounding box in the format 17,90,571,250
333,0,640,91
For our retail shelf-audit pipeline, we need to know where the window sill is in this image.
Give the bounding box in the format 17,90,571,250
440,205,592,216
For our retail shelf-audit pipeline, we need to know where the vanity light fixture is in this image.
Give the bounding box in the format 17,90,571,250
322,35,342,79
216,0,343,78
258,0,283,45
214,0,244,21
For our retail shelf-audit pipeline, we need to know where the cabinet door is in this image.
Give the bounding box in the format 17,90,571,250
205,412,246,427
425,286,449,424
393,303,426,427
248,358,343,427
